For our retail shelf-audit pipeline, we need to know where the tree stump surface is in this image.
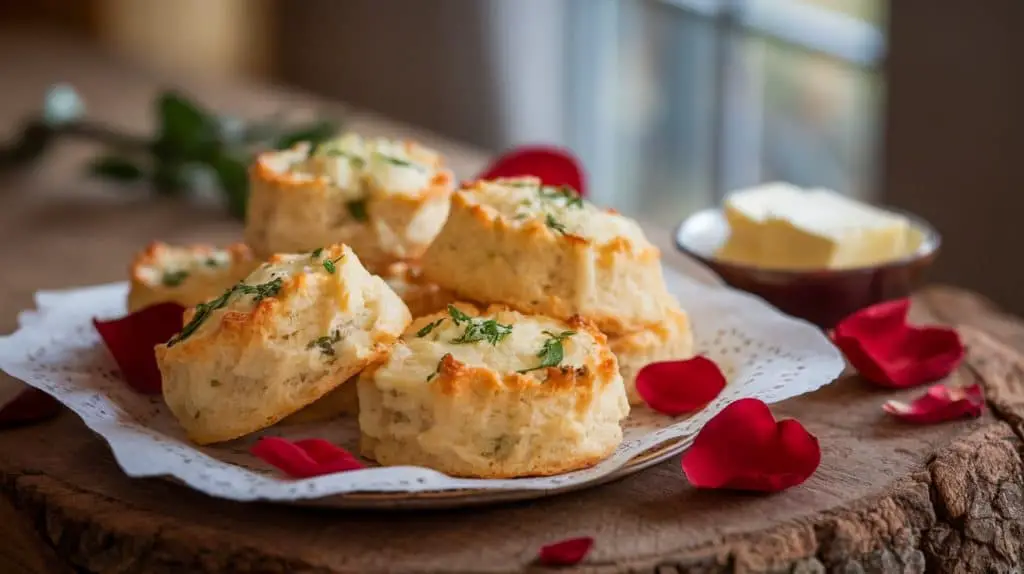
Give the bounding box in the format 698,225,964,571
0,287,1021,574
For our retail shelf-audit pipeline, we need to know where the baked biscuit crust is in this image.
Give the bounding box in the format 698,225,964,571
609,306,695,405
358,303,630,478
420,177,678,334
155,244,411,445
281,259,456,423
378,261,456,319
277,262,453,431
281,379,360,424
246,133,454,270
127,242,259,312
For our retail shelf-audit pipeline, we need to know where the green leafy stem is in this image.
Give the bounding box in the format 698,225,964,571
0,84,341,220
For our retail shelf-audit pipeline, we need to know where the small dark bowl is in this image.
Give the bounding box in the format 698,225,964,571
674,208,941,329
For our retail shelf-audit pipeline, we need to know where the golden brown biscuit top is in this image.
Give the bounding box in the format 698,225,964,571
455,176,658,255
165,244,373,348
370,303,618,398
252,132,451,200
130,241,254,288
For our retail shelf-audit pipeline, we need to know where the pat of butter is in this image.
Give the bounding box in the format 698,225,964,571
717,185,915,270
718,182,805,266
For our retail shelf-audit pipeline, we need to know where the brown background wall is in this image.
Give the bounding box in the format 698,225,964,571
0,0,273,80
276,0,503,150
0,0,95,35
885,0,1024,315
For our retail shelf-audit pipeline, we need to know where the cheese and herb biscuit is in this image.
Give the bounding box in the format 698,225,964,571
420,177,680,335
358,303,629,478
246,133,454,270
127,242,258,312
156,244,411,444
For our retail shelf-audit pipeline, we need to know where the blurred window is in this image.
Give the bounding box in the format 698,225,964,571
567,0,885,226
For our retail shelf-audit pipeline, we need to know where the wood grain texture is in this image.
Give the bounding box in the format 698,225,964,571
0,493,72,574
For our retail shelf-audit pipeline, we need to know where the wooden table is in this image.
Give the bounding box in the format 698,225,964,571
2,32,1024,574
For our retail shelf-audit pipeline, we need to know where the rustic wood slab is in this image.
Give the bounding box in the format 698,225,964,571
0,288,1022,573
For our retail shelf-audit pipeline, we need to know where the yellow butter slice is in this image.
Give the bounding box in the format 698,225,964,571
718,182,804,266
717,185,914,270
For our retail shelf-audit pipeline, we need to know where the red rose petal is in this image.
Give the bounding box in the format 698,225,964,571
681,398,820,493
833,298,965,388
636,356,726,416
475,145,586,196
93,303,186,394
292,438,364,467
883,383,984,424
0,388,62,429
537,537,594,566
251,436,364,479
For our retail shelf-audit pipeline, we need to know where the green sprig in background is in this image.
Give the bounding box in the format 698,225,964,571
0,84,340,220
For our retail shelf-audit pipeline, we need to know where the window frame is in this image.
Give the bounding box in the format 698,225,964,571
657,0,886,201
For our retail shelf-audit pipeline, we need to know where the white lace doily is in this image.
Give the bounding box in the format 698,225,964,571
0,266,844,502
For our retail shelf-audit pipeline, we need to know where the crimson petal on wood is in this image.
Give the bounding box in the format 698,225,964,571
251,436,365,479
93,302,186,394
883,383,984,424
681,398,820,493
635,356,726,416
832,298,965,388
475,145,585,196
537,537,594,566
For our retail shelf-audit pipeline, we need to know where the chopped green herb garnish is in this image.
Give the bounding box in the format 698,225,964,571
167,278,284,347
519,330,576,373
161,270,189,287
168,292,231,346
307,329,343,356
560,186,584,208
376,153,418,169
444,305,512,345
204,258,222,268
323,255,343,274
545,214,567,234
310,247,324,258
505,180,538,188
236,277,284,303
324,148,366,168
539,185,583,208
446,304,473,326
416,318,444,338
346,199,368,222
426,354,448,381
452,318,513,345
